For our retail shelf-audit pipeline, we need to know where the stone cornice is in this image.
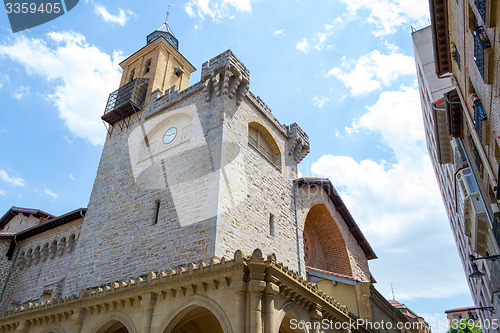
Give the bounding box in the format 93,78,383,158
0,249,372,332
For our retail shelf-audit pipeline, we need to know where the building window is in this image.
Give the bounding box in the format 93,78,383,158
129,69,135,82
473,26,491,80
471,94,487,141
153,200,160,224
248,123,281,169
269,213,275,236
145,59,152,74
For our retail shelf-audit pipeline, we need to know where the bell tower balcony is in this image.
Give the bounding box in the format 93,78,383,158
101,78,149,126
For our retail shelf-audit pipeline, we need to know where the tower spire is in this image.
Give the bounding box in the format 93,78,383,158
146,6,179,49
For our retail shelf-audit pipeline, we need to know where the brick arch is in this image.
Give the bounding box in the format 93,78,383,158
303,203,352,277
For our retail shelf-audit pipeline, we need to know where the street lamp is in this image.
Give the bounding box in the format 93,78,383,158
468,254,500,279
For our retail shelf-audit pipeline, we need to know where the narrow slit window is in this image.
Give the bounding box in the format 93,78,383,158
269,213,275,236
154,200,160,224
145,59,152,74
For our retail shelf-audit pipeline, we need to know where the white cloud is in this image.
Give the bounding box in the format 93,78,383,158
44,188,58,198
11,85,30,100
326,50,415,95
420,312,452,333
0,32,123,145
0,169,25,187
312,95,330,108
338,0,429,36
69,174,75,180
272,29,285,37
310,86,470,300
185,0,252,22
94,4,135,26
296,38,310,54
0,190,7,196
313,32,328,51
0,74,9,89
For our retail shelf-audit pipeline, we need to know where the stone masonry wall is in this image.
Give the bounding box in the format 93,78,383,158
1,215,45,234
2,50,373,304
0,218,83,310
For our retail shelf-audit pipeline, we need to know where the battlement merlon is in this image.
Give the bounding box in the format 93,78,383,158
287,123,310,163
201,49,250,83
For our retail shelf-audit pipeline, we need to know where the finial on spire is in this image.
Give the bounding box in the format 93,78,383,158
391,283,396,300
165,4,171,24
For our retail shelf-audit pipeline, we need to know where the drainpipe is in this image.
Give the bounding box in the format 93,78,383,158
293,179,302,276
0,235,19,304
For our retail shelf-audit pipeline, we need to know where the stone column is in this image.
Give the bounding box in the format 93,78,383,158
249,280,266,333
230,280,248,333
309,303,322,333
263,281,279,333
248,249,267,333
68,308,86,333
15,320,30,333
139,292,157,333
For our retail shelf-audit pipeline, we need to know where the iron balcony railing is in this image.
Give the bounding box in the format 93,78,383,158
473,26,491,79
472,94,487,141
475,0,486,22
102,78,148,125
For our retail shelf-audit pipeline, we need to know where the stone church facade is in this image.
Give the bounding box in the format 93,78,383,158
0,24,421,333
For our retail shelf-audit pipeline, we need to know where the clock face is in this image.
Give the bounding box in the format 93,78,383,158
162,127,177,144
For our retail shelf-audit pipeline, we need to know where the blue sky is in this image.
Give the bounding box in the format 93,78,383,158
0,0,473,330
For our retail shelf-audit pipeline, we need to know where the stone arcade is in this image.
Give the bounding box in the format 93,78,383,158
0,23,420,333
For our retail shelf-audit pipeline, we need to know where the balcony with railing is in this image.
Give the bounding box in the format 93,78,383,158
473,26,491,79
475,0,486,22
472,94,487,141
102,78,149,125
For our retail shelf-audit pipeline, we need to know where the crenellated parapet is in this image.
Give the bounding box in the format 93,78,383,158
287,123,310,163
201,50,250,105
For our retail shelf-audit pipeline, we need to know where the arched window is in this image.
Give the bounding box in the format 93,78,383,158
129,69,135,82
248,122,281,169
144,59,152,74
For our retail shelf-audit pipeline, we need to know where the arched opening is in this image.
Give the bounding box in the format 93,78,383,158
168,306,224,333
279,315,295,333
303,203,352,277
144,59,152,74
129,69,135,82
96,320,129,333
248,122,281,169
104,322,128,333
277,308,306,333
